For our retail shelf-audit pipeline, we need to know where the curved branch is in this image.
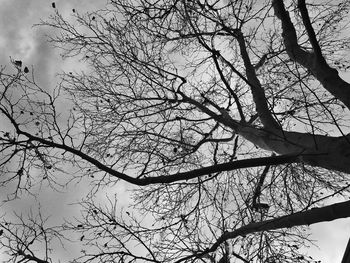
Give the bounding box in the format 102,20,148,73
18,251,49,263
2,101,300,186
179,199,350,262
272,0,350,109
214,199,350,250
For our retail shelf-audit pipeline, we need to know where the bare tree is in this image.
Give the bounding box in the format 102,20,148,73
1,0,350,262
0,207,64,263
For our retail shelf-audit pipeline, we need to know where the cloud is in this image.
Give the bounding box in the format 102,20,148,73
0,1,31,60
0,0,103,72
0,1,46,65
29,27,59,87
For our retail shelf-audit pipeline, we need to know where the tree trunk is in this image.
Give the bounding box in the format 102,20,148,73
237,124,350,173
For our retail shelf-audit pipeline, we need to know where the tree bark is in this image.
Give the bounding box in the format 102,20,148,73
237,124,350,173
211,199,350,253
272,0,350,109
218,110,350,174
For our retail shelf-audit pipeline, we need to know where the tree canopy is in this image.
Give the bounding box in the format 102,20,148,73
1,0,350,262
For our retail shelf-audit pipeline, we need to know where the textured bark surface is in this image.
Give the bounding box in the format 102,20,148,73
273,0,350,109
237,124,350,173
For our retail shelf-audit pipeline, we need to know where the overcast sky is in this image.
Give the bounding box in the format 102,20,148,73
0,0,124,261
0,1,350,262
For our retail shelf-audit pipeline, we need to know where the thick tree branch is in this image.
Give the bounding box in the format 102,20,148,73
18,250,49,263
2,101,303,187
297,0,324,61
272,0,350,109
181,199,350,262
215,199,350,251
235,30,280,129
